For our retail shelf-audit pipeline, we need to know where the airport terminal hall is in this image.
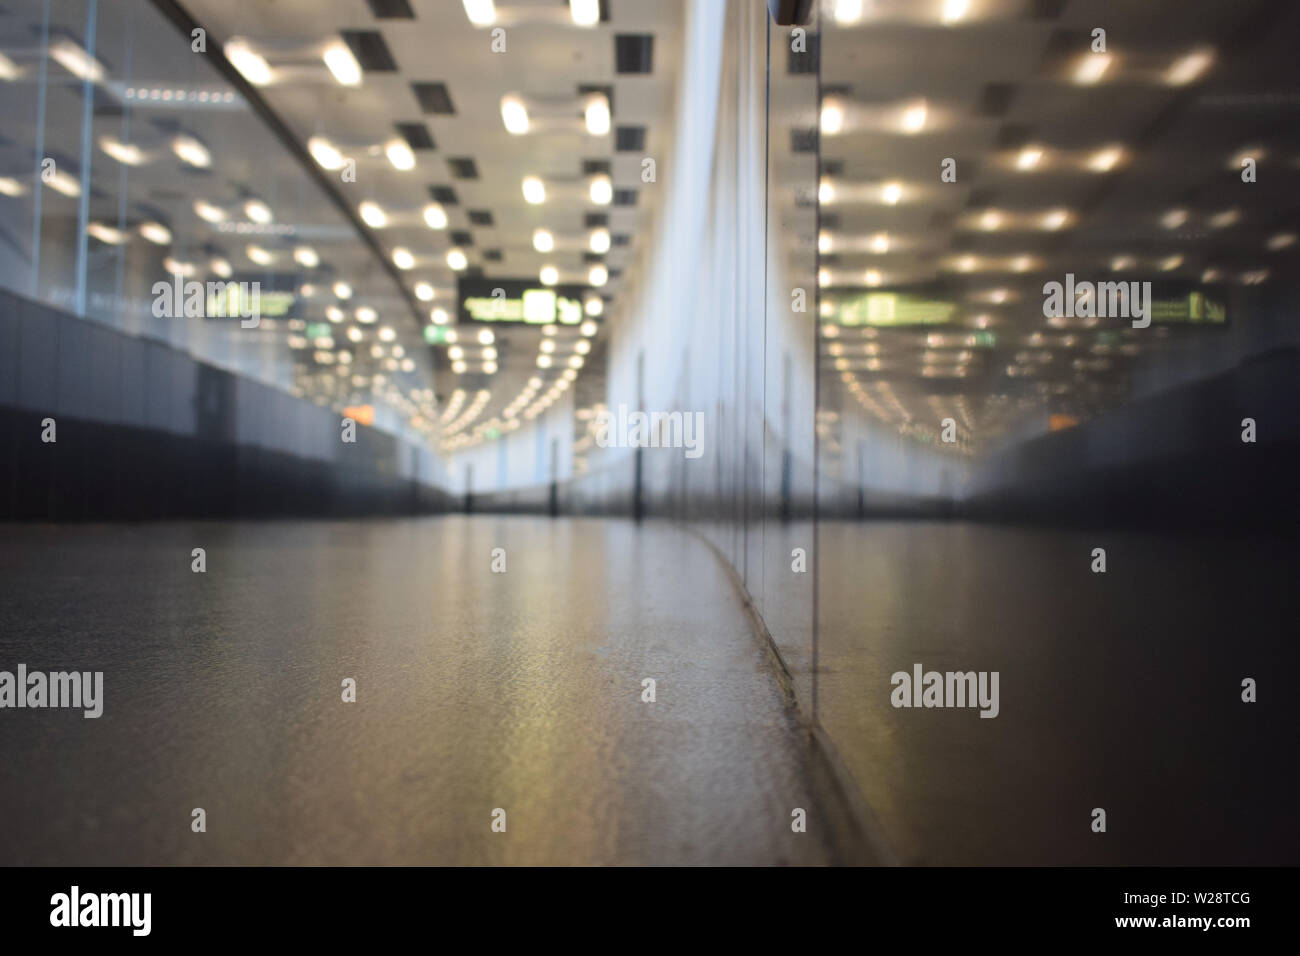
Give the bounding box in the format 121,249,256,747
1,0,1298,893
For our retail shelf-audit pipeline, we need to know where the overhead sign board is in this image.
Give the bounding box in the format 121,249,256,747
457,277,588,326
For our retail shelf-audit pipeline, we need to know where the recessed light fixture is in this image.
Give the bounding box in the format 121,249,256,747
589,228,611,253
392,247,415,270
359,201,387,228
589,175,612,205
533,229,554,253
423,203,447,229
385,138,416,171
193,199,226,223
243,199,272,224
293,246,319,268
523,176,546,204
501,95,530,135
570,0,600,27
139,221,172,245
50,40,105,83
100,136,146,166
585,94,611,136
414,282,435,301
447,249,468,271
1166,48,1214,86
540,266,559,285
224,39,273,86
322,39,362,86
308,136,345,170
1016,147,1043,171
462,0,496,27
1073,53,1111,85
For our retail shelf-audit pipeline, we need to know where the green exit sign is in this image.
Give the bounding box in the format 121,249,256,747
423,325,455,344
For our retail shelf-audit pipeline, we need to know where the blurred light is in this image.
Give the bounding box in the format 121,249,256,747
941,0,969,23
865,270,882,286
244,199,272,223
980,209,1002,231
819,232,832,253
246,244,274,265
1159,255,1183,271
322,39,362,86
0,52,21,81
359,201,387,228
378,326,396,342
172,135,210,168
871,232,890,254
575,339,591,355
430,308,449,324
590,228,611,253
453,360,468,374
585,298,603,317
293,246,319,268
423,203,447,229
581,320,598,336
533,229,554,253
0,177,25,196
1011,255,1033,272
334,281,353,300
139,221,171,245
346,326,363,342
483,361,498,374
478,329,495,345
1111,255,1135,271
819,179,834,203
821,102,844,134
501,94,530,134
414,282,435,301
1209,209,1240,229
540,265,559,285
590,175,613,205
1087,145,1124,172
193,199,226,223
900,100,927,134
392,247,415,270
1073,53,1111,85
540,339,556,354
385,138,416,171
100,136,145,166
570,0,600,26
818,269,830,287
224,40,272,86
882,182,902,205
210,257,232,278
447,249,468,271
1166,48,1214,85
308,136,345,170
482,347,498,360
568,355,584,369
87,222,126,244
1042,209,1070,230
326,305,344,323
1267,233,1296,251
50,40,105,83
462,0,496,26
523,176,546,204
1160,208,1188,230
45,170,80,197
356,306,377,323
834,0,863,24
542,324,558,336
585,94,611,136
1016,147,1043,170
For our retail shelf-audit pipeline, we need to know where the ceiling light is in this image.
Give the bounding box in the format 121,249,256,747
294,246,319,268
86,222,126,245
392,247,415,270
540,265,559,285
1160,208,1188,230
224,39,273,86
246,244,274,265
580,320,598,336
163,257,196,277
172,134,211,168
447,248,468,271
483,362,498,374
1159,255,1183,271
1111,255,1135,271
501,94,530,135
568,355,584,369
452,360,468,374
1166,48,1214,86
585,298,603,316
322,39,362,86
346,327,363,342
818,232,831,253
533,229,554,253
49,40,105,83
589,228,611,253
865,270,882,286
1208,209,1240,229
900,100,927,134
882,182,902,205
570,0,600,27
818,268,830,287
1016,147,1043,170
414,282,435,301
941,0,969,23
378,326,396,342
819,179,834,203
588,265,608,286
1087,145,1123,172
1267,233,1296,251
523,176,546,204
589,175,613,205
478,329,494,345
0,52,21,81
585,94,611,136
980,210,1001,231
359,201,387,228
821,102,844,134
326,306,344,323
482,347,498,360
243,199,272,224
834,0,864,24
1073,53,1111,85
431,308,449,324
385,138,416,171
308,136,345,170
1042,209,1070,230
540,339,556,354
356,306,377,323
193,199,226,223
462,0,496,26
334,282,353,300
423,203,447,230
44,170,80,197
139,221,171,245
210,257,232,278
871,232,890,254
99,136,145,166
0,177,26,196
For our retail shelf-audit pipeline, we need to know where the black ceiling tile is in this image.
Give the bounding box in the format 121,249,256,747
341,30,398,71
483,249,502,262
447,157,478,179
365,0,414,17
615,125,645,151
614,34,654,74
585,213,609,228
467,209,494,226
411,81,455,114
611,233,630,247
582,159,612,175
791,127,818,153
395,122,435,150
429,185,459,205
613,189,637,206
450,230,473,246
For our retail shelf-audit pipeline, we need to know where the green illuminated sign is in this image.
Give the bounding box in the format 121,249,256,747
827,292,955,326
458,278,590,325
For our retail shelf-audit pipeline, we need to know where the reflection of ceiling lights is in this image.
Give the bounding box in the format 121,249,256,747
834,0,863,25
589,228,610,253
414,282,435,301
224,39,272,86
44,170,81,197
0,177,26,196
882,182,902,205
210,257,232,278
243,199,273,224
941,0,970,24
0,52,22,81
1016,147,1043,170
140,221,172,245
1073,53,1111,85
308,136,345,170
501,95,529,135
246,244,274,265
172,135,211,168
359,201,386,228
293,246,319,268
1166,48,1214,85
900,100,927,134
87,222,126,245
356,306,377,323
333,281,352,300
820,102,844,134
50,40,105,83
163,257,196,277
322,39,362,86
193,199,226,223
1087,145,1124,172
589,265,608,287
100,136,146,166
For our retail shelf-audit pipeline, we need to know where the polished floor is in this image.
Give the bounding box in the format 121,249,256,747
0,516,860,865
